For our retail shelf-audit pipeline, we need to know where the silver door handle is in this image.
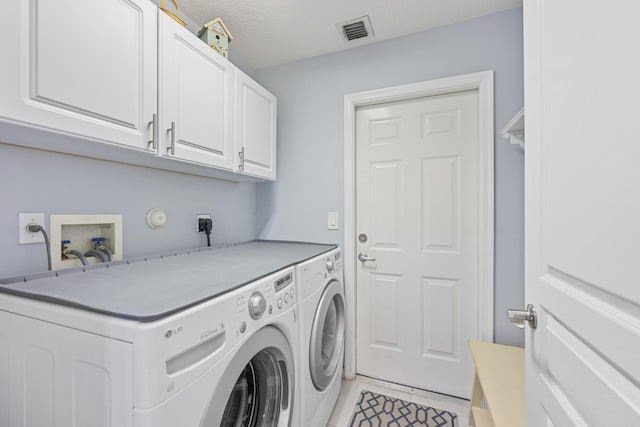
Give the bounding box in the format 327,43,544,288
238,146,245,171
358,252,376,262
166,121,176,155
507,304,537,329
148,113,158,151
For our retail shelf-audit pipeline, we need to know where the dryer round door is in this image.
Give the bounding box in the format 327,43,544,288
309,279,345,391
200,326,294,427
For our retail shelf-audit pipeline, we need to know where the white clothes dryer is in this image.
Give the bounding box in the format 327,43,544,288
0,267,299,427
296,248,345,427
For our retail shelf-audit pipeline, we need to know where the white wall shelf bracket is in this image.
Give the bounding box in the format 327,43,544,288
501,107,525,149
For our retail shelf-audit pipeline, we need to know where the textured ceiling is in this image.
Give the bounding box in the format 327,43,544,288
179,0,522,70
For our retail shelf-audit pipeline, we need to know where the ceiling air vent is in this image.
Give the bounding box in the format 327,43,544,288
337,16,374,43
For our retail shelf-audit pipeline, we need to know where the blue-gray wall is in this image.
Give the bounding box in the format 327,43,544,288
0,3,263,279
0,143,257,277
253,8,525,346
0,8,524,346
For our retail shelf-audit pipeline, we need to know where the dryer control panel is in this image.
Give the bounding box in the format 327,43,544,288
297,249,342,302
326,253,342,274
334,250,343,272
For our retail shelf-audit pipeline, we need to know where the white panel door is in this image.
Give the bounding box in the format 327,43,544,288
0,0,157,151
234,69,277,180
524,1,640,425
356,91,479,398
159,12,234,169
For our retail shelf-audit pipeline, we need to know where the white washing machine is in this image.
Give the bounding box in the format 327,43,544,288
296,248,345,427
0,267,298,427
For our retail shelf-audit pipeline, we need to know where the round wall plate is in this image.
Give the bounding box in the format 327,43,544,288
146,208,167,229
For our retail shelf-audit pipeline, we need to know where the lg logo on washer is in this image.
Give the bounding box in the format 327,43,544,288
164,326,183,339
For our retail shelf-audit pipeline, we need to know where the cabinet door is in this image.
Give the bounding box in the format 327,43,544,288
159,13,234,170
0,0,158,152
234,69,277,180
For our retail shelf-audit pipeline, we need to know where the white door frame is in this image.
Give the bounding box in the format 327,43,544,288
342,71,495,379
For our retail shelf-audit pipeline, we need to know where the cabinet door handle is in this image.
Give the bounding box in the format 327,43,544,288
166,121,176,155
238,146,245,171
148,114,158,151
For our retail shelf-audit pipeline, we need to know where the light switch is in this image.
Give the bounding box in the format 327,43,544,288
328,212,339,230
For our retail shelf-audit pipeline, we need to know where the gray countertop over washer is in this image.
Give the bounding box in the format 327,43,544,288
0,240,337,321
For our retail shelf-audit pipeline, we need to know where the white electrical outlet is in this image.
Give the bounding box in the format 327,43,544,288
197,214,212,231
328,212,339,230
18,212,45,244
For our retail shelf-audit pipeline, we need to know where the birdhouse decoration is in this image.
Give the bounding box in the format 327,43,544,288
198,18,233,58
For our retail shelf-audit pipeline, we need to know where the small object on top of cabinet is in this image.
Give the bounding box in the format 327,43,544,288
198,18,233,58
160,0,186,27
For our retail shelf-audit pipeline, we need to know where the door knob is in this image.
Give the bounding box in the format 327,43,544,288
358,252,376,262
507,304,537,329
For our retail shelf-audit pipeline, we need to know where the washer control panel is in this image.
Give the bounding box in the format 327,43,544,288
274,272,293,292
235,268,295,333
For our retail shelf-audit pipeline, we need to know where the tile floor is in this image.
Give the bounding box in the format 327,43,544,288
326,376,471,427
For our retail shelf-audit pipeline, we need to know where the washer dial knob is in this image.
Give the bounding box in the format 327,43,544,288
248,292,267,319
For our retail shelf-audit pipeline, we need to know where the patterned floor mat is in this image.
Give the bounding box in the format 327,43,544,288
348,389,458,427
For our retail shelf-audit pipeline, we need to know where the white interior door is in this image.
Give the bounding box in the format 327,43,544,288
355,90,479,398
524,1,640,425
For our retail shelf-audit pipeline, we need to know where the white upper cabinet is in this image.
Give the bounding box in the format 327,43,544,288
0,0,158,152
234,69,277,180
158,13,235,170
0,0,277,181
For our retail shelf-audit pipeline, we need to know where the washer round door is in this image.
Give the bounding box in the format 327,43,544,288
309,279,345,391
200,326,294,427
